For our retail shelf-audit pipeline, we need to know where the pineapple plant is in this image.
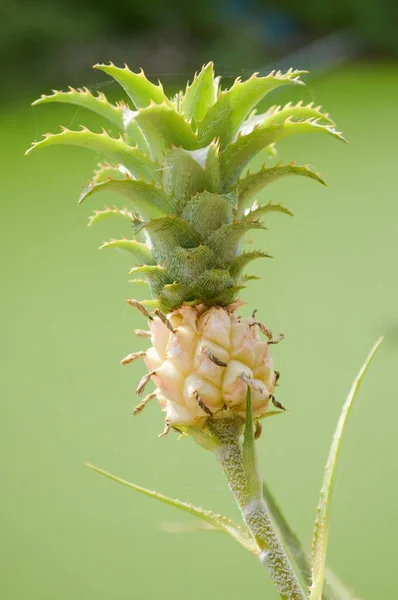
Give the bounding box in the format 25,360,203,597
27,63,382,600
27,63,344,435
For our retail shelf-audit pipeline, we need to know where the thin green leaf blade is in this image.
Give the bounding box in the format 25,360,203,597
85,463,256,551
79,178,176,220
32,87,124,129
220,121,344,189
236,163,326,213
99,239,154,264
325,568,363,600
309,337,384,600
25,128,160,184
241,102,334,135
94,63,172,109
88,206,135,227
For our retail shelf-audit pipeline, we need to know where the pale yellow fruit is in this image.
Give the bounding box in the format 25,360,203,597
143,305,276,427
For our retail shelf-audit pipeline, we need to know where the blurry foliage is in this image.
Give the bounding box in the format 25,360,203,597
268,0,398,54
1,0,397,96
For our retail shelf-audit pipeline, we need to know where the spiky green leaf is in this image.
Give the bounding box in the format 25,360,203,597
236,163,326,213
181,191,234,238
180,62,217,125
80,177,175,221
91,163,126,185
86,463,256,552
100,239,154,264
129,265,170,297
241,101,334,135
25,128,160,184
229,251,270,278
162,148,206,206
121,107,149,152
140,217,202,263
204,141,221,192
220,120,344,188
193,269,235,300
94,63,172,109
166,246,214,282
32,87,124,129
133,104,198,162
196,69,306,148
88,206,135,227
243,201,293,221
207,221,265,266
309,337,384,600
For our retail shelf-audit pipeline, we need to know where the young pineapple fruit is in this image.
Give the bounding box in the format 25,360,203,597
27,63,343,434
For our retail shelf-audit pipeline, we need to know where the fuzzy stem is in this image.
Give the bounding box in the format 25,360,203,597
208,417,305,600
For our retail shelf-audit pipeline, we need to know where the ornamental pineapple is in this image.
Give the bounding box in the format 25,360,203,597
27,63,343,433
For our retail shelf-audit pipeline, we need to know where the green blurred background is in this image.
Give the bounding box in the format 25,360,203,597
2,2,398,599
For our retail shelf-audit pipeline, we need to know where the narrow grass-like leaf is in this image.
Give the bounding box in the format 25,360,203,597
197,69,306,148
236,163,326,213
94,63,172,109
85,463,256,551
25,128,160,184
309,337,384,600
79,178,176,220
100,239,154,264
180,62,217,125
325,568,363,600
243,388,260,498
32,87,124,129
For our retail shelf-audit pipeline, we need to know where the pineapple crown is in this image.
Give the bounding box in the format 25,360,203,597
26,63,345,311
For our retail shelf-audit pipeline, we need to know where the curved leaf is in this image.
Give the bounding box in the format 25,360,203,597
133,104,198,161
94,63,172,109
85,463,256,553
207,221,265,266
32,87,124,129
100,239,154,264
236,163,326,213
309,337,384,600
204,141,221,192
229,250,270,278
166,246,214,282
220,121,345,189
26,128,160,184
121,107,149,153
240,102,334,136
91,163,127,184
180,62,217,125
140,217,202,263
181,191,234,238
88,206,135,227
79,177,176,220
242,201,293,221
196,69,306,148
162,147,206,206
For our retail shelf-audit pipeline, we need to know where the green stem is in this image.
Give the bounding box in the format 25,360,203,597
208,417,306,600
